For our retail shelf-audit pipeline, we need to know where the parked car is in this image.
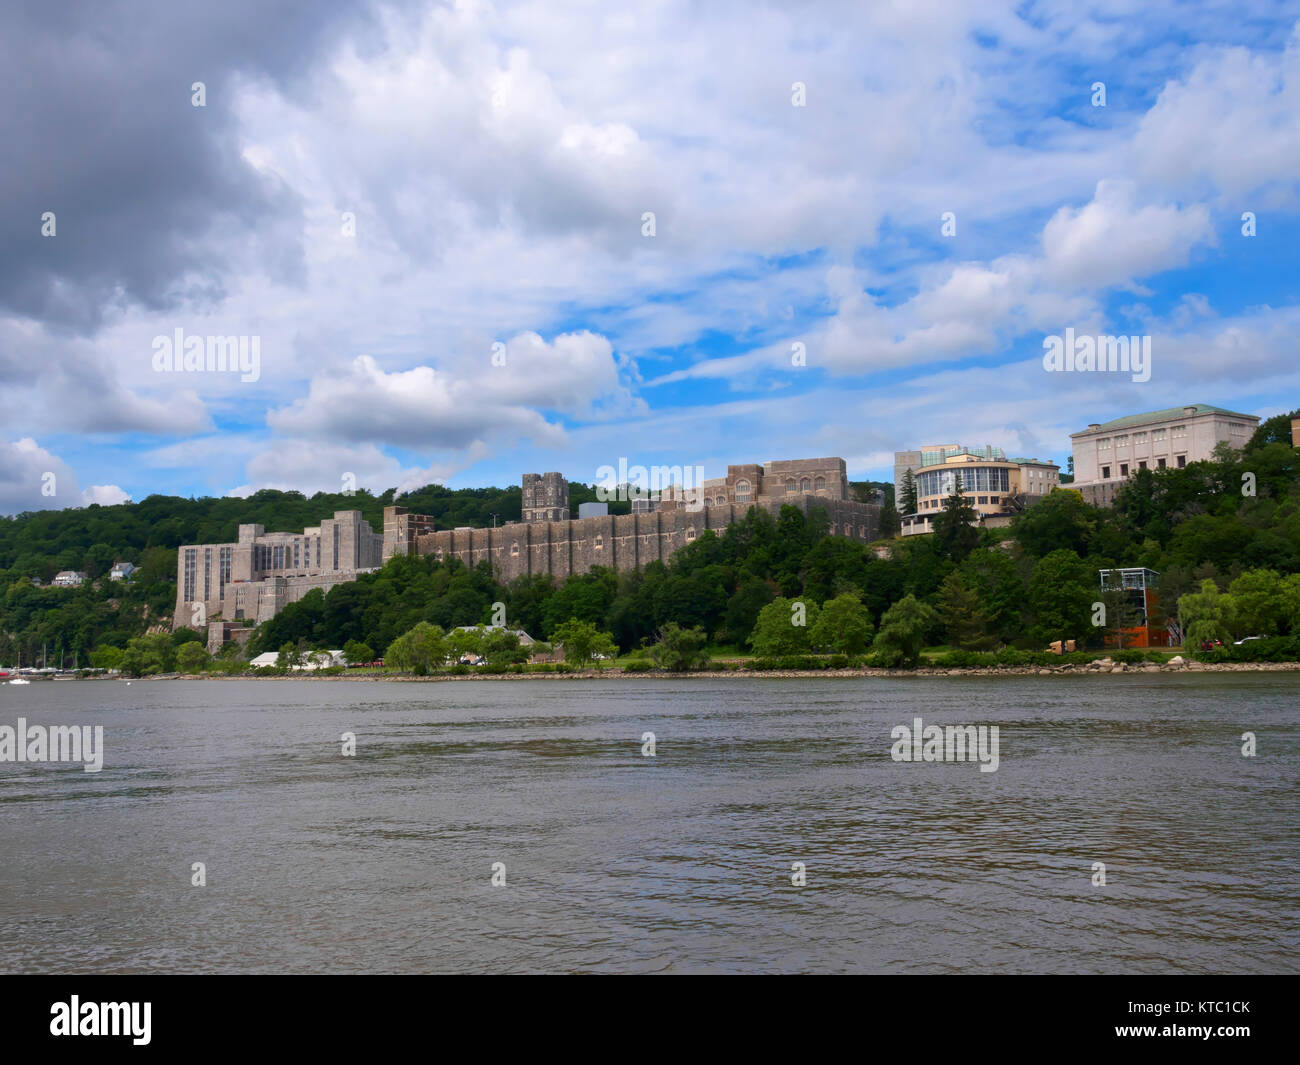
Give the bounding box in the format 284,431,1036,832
1233,636,1263,645
1198,638,1224,651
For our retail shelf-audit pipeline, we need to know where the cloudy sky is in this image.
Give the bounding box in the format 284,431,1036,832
2,0,1297,514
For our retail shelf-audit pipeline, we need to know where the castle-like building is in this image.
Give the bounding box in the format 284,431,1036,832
176,457,880,633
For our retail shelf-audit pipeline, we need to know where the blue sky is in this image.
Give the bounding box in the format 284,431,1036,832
1,0,1298,512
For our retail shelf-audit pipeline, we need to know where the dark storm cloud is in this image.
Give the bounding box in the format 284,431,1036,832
0,0,393,333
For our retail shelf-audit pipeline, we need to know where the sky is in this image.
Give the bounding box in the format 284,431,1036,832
1,0,1298,514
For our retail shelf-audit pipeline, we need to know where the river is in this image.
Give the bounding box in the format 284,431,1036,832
1,675,1295,973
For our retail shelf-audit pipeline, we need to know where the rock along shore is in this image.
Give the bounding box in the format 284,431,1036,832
109,657,1300,682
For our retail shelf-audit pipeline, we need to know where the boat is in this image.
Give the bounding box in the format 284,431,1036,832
8,677,30,685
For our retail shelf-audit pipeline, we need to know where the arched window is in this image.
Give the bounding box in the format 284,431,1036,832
510,541,519,557
594,535,604,551
685,527,696,541
735,479,751,499
785,477,796,494
814,476,825,492
800,477,811,492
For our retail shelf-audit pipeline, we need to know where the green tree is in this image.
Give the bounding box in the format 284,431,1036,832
342,639,375,665
808,593,874,654
550,618,618,667
935,571,996,650
749,597,819,656
1178,579,1234,648
384,622,449,674
898,469,919,516
650,623,712,671
89,646,124,671
872,594,937,668
176,642,211,673
1012,489,1096,558
1026,549,1094,649
931,474,979,562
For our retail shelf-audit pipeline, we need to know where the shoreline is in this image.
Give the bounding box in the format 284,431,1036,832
46,660,1300,682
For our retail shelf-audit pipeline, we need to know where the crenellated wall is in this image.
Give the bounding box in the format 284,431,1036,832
402,495,880,582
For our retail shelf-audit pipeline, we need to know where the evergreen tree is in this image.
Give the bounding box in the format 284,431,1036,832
899,469,919,516
932,473,979,562
935,571,996,650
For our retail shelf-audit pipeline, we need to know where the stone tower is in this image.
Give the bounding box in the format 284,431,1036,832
522,472,569,523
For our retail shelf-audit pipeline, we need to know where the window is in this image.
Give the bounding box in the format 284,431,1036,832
1157,457,1166,469
510,541,519,557
1231,422,1248,437
1101,466,1111,479
735,479,751,499
1177,455,1186,468
1172,424,1188,439
989,496,999,505
594,536,604,550
685,527,696,541
1115,434,1129,447
785,478,796,494
1120,463,1129,477
977,496,988,504
814,476,826,492
1138,461,1147,470
1099,438,1112,450
1133,431,1147,444
800,477,811,492
1152,428,1167,443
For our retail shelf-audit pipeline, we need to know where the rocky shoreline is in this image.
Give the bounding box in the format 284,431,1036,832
67,657,1300,682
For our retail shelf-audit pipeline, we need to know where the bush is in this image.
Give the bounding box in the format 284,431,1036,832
1194,636,1300,663
622,660,656,673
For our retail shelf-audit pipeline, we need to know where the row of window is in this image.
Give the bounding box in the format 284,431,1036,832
921,496,1000,509
916,467,1011,496
1098,426,1187,450
1101,455,1187,479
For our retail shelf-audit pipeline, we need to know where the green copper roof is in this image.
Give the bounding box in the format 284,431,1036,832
1075,404,1255,435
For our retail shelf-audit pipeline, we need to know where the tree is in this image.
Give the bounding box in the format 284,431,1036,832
481,628,529,666
342,639,375,665
1026,549,1094,649
899,469,919,516
959,548,1024,643
1012,489,1096,558
1178,579,1234,648
935,571,996,650
722,577,774,646
872,594,937,668
749,597,819,656
89,646,124,671
550,618,618,667
1098,584,1140,650
808,593,874,654
650,623,711,671
877,498,901,539
384,621,449,674
276,642,303,670
931,473,979,562
176,642,211,673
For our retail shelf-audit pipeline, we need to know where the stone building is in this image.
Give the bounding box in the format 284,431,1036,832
385,457,878,584
177,459,880,633
174,510,383,629
1070,404,1259,506
522,472,569,523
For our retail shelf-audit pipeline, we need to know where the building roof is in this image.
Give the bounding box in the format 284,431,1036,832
1072,404,1257,436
